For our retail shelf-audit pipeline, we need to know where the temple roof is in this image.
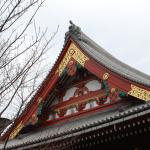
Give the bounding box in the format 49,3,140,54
0,21,150,149
0,102,150,149
65,21,150,87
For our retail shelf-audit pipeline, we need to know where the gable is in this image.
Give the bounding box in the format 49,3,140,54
40,61,145,128
3,41,91,140
55,42,89,76
2,25,150,140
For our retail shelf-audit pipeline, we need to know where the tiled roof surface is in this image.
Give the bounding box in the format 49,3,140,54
0,102,150,149
1,21,150,149
67,21,150,87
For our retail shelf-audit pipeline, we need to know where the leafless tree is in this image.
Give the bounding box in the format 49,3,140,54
0,0,57,126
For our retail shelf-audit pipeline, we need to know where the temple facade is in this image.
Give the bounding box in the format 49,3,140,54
0,21,150,150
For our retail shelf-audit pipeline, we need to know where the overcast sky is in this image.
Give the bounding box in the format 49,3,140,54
34,0,150,75
1,0,150,120
2,0,150,119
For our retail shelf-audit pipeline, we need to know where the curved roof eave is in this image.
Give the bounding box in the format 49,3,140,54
67,21,150,87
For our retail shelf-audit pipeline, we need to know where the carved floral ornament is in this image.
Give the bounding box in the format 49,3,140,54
101,73,127,101
56,43,89,76
54,93,106,117
101,73,150,102
128,84,150,101
103,73,109,80
9,121,24,140
38,97,43,104
9,97,44,139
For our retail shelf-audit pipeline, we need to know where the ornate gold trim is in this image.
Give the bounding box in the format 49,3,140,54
9,121,24,139
103,73,109,80
56,43,89,76
38,97,43,104
55,93,105,112
128,84,150,101
111,88,116,94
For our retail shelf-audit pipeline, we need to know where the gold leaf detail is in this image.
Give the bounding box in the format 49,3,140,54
38,97,42,104
103,73,109,80
9,121,24,139
128,85,150,101
56,43,89,76
111,88,116,94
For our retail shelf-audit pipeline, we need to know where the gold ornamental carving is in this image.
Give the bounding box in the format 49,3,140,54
128,85,150,101
54,93,105,111
103,73,109,80
38,97,43,104
111,88,116,94
56,43,89,76
9,121,24,139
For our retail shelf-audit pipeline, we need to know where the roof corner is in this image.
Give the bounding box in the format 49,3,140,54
65,21,82,43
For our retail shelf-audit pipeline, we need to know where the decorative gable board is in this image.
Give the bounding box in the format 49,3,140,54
55,42,89,76
2,27,150,141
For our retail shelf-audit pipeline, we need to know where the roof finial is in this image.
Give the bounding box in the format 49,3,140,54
68,20,81,39
69,20,74,25
64,21,82,43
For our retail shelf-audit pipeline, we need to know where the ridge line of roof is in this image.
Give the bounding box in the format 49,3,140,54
1,102,150,149
67,21,150,87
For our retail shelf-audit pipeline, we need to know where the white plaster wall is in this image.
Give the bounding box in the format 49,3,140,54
48,112,59,120
48,113,53,120
65,109,71,116
92,101,98,107
54,112,59,119
104,97,111,104
63,87,77,101
84,100,98,110
85,80,101,91
84,103,91,110
65,107,78,116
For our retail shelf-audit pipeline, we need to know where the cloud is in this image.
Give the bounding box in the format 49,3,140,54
34,0,150,74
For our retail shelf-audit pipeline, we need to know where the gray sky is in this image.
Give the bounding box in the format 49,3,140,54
1,0,150,120
35,0,150,75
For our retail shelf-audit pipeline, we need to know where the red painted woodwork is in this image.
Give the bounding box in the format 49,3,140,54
43,101,119,127
23,75,59,122
74,85,89,97
71,39,150,91
50,90,105,110
96,97,107,105
85,59,150,91
77,102,86,111
41,89,110,127
2,72,59,140
85,60,131,92
2,38,73,140
3,34,149,141
70,75,98,88
66,58,77,76
58,109,67,117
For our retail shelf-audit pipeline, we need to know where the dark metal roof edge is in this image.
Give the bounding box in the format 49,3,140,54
1,102,150,150
67,21,150,87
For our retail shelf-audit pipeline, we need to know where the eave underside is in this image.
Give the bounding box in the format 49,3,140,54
1,101,150,150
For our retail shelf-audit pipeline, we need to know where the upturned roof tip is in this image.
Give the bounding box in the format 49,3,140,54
68,21,81,35
64,21,82,43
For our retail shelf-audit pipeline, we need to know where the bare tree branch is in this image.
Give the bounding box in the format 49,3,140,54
0,0,57,138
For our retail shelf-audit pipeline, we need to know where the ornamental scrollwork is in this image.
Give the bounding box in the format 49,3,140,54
56,43,89,76
128,85,150,101
9,121,24,139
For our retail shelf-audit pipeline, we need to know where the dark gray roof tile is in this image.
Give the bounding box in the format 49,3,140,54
1,102,149,149
67,21,150,87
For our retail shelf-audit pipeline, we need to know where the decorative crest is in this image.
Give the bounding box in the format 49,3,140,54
65,21,82,42
128,84,150,101
69,20,81,35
